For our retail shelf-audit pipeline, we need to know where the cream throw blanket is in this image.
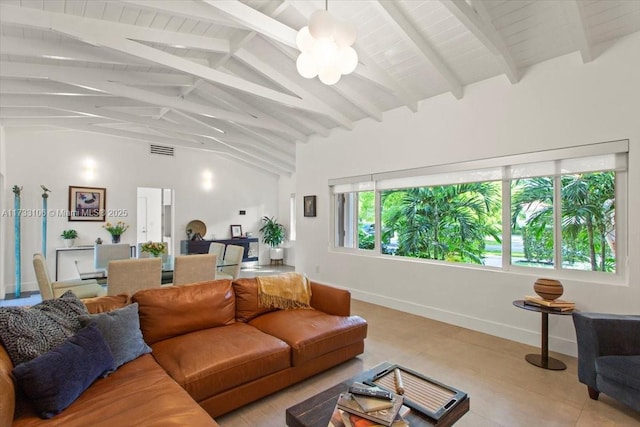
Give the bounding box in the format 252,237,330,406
257,272,312,310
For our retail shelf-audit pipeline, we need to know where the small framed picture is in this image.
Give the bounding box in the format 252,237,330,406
304,195,316,217
230,224,243,238
68,186,106,222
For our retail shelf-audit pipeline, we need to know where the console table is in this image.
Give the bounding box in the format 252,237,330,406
180,238,258,263
55,245,136,280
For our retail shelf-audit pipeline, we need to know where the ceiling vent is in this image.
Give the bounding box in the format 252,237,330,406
150,144,174,157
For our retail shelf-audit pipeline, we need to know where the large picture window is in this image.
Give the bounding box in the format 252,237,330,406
330,141,628,279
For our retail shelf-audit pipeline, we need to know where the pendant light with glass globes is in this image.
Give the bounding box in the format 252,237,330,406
296,1,358,85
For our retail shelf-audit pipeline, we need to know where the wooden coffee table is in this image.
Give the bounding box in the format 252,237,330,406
286,362,469,427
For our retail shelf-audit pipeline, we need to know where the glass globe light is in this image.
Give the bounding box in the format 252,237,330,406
334,20,357,48
318,64,342,85
309,10,336,39
296,53,318,79
312,38,338,67
296,26,315,53
338,46,358,75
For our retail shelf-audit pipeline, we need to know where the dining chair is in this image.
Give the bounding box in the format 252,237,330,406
208,242,225,263
33,253,106,300
172,254,217,286
107,257,162,296
216,244,244,280
94,243,131,276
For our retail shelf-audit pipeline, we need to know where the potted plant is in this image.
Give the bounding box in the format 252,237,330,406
61,229,78,248
259,216,286,262
102,221,129,243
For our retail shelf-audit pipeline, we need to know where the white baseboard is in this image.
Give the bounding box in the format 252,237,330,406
349,288,577,358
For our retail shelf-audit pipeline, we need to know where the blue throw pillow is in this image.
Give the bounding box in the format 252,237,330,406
79,303,151,370
12,323,115,419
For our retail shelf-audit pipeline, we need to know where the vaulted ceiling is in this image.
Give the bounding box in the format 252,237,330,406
1,0,639,175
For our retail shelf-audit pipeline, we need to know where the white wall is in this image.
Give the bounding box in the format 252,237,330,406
295,32,640,357
1,130,280,294
0,126,6,299
278,173,296,265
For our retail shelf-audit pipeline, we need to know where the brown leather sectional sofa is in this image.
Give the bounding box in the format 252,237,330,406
1,278,368,426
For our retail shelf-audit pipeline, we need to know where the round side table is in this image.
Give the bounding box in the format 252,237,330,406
513,300,575,370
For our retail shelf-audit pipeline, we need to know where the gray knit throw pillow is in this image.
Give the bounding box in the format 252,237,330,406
0,291,89,366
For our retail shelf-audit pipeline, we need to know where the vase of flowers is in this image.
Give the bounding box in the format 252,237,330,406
103,221,129,244
140,241,166,257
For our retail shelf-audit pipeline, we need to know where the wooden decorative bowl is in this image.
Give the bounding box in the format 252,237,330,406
534,278,563,300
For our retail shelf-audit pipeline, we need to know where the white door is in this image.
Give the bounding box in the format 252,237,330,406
137,196,147,246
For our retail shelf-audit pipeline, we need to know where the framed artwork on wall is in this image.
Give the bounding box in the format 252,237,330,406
304,195,316,217
230,224,243,238
68,186,106,222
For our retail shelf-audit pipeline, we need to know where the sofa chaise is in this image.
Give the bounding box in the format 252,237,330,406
0,277,368,426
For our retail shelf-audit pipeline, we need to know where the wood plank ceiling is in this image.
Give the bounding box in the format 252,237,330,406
1,0,639,175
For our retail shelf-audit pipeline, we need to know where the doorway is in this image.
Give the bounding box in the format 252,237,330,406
136,188,174,256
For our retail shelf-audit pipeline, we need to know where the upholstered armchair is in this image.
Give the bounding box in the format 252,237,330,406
33,253,106,300
572,312,640,412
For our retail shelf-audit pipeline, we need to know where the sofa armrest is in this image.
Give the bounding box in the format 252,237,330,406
0,346,15,427
572,312,640,388
310,281,351,317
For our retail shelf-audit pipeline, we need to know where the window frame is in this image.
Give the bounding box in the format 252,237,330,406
329,141,629,284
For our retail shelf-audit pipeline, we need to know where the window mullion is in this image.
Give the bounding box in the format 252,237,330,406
553,173,562,270
375,188,381,255
502,169,511,269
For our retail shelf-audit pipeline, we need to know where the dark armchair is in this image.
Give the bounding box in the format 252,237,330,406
572,312,640,412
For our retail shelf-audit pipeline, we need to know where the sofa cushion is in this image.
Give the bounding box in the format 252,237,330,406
79,303,151,370
12,354,219,427
12,323,114,419
83,294,129,314
0,291,89,366
249,309,368,366
151,323,290,401
233,278,277,322
134,280,235,344
596,355,640,391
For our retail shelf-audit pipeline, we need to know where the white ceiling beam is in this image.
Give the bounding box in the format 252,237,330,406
120,0,248,31
170,110,295,158
443,0,519,84
186,133,294,174
560,0,594,63
150,123,294,170
202,0,296,48
196,84,306,142
376,0,463,100
58,123,290,175
0,116,113,125
0,62,193,87
0,36,147,67
0,62,301,138
0,6,330,117
234,48,353,129
0,4,229,53
0,93,149,109
332,81,383,122
29,97,265,147
0,79,100,96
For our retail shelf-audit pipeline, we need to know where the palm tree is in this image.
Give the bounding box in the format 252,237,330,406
511,172,615,272
384,182,501,264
